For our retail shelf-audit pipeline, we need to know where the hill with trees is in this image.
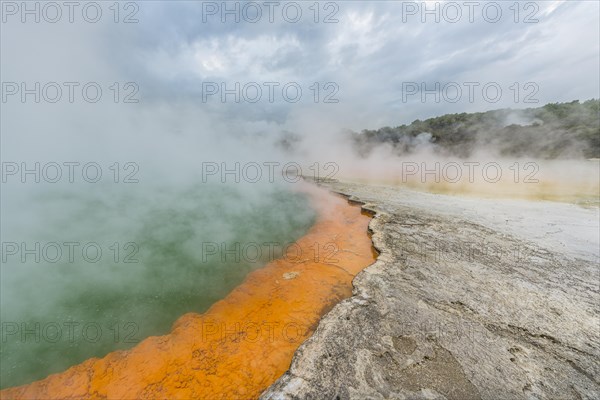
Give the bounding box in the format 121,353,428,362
352,99,599,159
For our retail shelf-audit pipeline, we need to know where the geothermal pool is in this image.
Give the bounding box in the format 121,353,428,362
0,182,318,389
0,184,377,399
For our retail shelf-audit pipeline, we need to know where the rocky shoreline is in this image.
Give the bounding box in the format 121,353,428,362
262,181,600,400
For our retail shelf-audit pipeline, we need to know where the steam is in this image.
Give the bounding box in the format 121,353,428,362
1,0,599,390
272,103,599,205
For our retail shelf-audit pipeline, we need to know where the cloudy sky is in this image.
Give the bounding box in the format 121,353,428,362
1,0,599,161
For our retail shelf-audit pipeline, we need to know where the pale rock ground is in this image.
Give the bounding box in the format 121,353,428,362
261,181,600,400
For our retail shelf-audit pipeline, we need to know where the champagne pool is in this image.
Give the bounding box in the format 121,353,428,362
0,181,317,389
1,184,377,399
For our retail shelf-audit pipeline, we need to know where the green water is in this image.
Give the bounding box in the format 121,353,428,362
0,183,316,389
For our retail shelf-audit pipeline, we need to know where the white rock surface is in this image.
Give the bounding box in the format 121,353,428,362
262,181,600,400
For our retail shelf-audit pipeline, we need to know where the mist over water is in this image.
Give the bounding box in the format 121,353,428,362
0,180,316,388
2,0,599,392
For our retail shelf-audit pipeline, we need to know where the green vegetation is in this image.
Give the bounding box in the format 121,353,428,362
353,100,600,158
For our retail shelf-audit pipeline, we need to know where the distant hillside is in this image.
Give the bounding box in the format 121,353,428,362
352,99,600,159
